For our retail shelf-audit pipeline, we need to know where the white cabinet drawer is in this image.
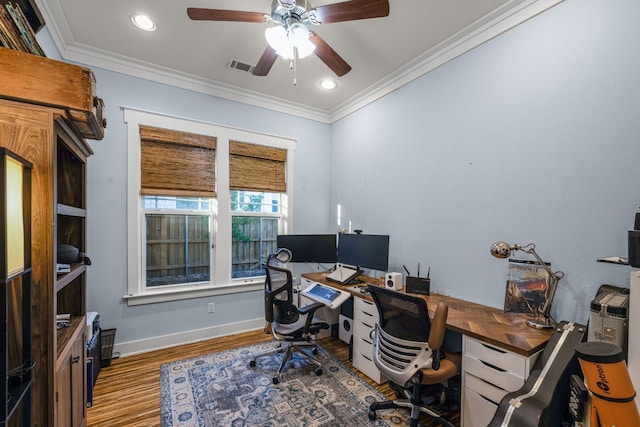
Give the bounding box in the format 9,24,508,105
352,296,384,383
463,355,525,392
462,386,498,427
353,332,374,356
464,336,527,376
355,297,378,318
353,347,386,384
354,316,375,339
463,371,508,405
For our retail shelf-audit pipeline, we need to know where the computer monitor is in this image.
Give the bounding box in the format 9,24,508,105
337,233,389,271
276,234,337,263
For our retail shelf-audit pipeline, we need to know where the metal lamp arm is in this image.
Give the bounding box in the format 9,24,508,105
516,243,564,281
515,243,564,319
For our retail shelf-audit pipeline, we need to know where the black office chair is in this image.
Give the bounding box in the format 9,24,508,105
249,261,330,384
367,284,461,427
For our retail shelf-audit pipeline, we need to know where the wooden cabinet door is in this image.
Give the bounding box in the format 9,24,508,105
56,357,72,427
70,333,86,427
56,333,86,427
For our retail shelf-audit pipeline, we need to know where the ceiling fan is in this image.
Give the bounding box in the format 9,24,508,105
187,0,390,77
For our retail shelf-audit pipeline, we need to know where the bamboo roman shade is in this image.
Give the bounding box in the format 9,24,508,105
140,125,217,197
229,141,287,192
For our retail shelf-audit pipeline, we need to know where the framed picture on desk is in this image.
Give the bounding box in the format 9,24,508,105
503,259,551,316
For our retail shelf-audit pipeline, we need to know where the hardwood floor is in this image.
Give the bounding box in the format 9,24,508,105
87,330,460,426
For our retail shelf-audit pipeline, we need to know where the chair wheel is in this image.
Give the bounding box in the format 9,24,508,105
312,348,318,355
315,368,323,376
272,376,280,384
249,360,256,368
368,410,377,421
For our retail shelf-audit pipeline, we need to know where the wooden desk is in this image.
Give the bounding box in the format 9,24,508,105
302,272,553,427
302,272,551,357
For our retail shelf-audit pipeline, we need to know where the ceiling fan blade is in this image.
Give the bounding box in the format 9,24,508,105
187,8,267,23
252,46,279,76
313,0,389,24
309,34,352,77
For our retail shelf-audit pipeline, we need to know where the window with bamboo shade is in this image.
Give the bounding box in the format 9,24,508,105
140,125,217,197
125,107,295,306
229,140,286,192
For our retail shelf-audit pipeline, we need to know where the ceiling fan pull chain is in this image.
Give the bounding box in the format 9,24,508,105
291,52,297,86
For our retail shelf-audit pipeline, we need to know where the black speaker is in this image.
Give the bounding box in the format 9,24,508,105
629,230,640,268
406,276,430,295
635,212,640,230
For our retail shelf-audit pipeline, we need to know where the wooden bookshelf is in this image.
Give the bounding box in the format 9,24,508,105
0,0,44,56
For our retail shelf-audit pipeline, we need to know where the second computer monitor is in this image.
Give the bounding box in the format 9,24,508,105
276,234,337,263
337,233,389,271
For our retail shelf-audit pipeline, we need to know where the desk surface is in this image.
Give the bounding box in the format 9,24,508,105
302,272,552,357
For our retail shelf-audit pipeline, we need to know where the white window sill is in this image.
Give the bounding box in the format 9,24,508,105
123,280,264,306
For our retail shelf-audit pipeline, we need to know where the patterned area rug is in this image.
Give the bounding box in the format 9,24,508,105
160,341,408,426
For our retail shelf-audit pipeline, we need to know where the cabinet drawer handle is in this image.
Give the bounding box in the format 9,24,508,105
480,360,506,372
482,343,506,354
479,393,499,405
72,355,81,364
360,353,372,362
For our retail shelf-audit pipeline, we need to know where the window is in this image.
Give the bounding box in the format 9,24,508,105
231,191,281,279
144,196,212,287
124,108,295,306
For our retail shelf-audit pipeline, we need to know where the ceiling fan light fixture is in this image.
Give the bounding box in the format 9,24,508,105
265,25,287,49
265,22,315,60
295,37,316,59
290,23,309,44
131,14,156,31
276,46,295,60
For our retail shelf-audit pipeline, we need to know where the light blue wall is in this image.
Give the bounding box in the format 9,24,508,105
39,0,640,348
330,0,640,325
86,71,333,344
37,28,334,345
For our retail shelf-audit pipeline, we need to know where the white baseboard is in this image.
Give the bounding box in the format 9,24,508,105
112,318,265,358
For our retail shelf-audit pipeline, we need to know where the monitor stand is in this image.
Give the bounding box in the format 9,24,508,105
326,264,362,285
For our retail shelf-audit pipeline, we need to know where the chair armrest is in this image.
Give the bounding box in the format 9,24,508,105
298,302,325,316
299,302,329,333
428,302,448,370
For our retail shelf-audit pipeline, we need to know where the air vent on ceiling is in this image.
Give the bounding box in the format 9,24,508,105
228,59,255,74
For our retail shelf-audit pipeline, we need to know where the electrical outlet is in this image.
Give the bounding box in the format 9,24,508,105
207,302,215,313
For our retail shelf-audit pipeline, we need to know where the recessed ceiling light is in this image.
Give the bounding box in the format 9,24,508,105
319,79,337,90
131,14,156,31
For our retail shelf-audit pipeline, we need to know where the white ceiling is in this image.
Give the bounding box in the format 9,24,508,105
36,0,562,122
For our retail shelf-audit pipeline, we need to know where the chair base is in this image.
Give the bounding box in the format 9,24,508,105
249,340,323,384
368,382,457,427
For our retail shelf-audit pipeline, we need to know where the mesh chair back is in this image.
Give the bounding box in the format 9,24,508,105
369,285,431,341
368,285,434,386
265,265,298,324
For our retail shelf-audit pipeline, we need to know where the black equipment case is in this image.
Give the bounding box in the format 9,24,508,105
488,321,588,427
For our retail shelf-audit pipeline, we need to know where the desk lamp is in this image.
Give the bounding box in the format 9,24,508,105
490,241,564,329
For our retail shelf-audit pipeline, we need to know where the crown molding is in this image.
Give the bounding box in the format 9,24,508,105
36,0,564,124
329,0,565,122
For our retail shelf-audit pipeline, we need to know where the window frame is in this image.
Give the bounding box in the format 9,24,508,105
124,108,294,306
